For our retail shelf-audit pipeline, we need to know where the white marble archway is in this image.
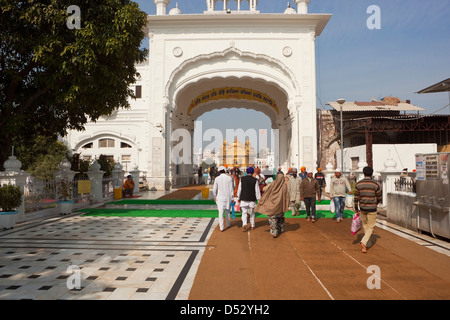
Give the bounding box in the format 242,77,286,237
164,47,302,187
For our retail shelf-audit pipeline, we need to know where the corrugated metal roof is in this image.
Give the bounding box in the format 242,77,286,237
327,101,425,112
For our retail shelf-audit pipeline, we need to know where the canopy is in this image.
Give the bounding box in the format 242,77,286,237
417,78,450,94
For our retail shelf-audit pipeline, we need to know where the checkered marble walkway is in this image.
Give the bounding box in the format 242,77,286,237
0,213,217,300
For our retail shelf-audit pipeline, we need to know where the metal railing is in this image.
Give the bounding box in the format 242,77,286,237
24,175,115,214
24,178,57,213
394,177,416,193
72,175,94,205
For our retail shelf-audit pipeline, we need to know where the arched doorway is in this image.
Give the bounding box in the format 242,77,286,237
73,131,140,173
165,47,301,188
194,107,273,169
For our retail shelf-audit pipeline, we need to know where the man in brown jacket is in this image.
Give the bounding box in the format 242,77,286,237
300,170,320,222
354,166,382,253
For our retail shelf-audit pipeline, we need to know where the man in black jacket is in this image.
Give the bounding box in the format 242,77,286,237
237,167,261,231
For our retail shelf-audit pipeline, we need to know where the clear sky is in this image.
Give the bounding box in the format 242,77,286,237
135,0,450,152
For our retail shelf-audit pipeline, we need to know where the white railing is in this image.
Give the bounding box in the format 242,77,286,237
24,178,57,213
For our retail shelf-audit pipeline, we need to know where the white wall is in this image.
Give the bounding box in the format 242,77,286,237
336,143,438,172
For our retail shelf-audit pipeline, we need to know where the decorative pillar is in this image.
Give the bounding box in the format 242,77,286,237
294,0,310,14
87,160,105,203
289,99,301,169
379,152,401,207
222,139,227,166
112,162,124,188
324,162,334,193
206,0,214,12
245,138,250,167
1,153,29,223
154,0,170,15
54,158,76,215
130,164,140,195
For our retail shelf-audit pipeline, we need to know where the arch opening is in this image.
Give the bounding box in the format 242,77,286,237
169,81,293,187
165,48,301,188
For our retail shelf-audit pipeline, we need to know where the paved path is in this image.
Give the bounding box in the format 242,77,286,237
189,217,450,300
0,185,449,301
0,213,217,300
0,186,215,300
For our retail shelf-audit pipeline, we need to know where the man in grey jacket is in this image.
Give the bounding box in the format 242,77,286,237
330,169,352,223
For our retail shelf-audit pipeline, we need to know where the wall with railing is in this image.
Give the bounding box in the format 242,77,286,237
0,156,136,225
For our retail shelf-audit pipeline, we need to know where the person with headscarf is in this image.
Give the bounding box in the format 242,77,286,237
213,166,234,231
122,175,135,198
255,173,290,238
231,167,240,198
314,168,326,201
237,167,261,231
254,166,266,195
299,166,307,180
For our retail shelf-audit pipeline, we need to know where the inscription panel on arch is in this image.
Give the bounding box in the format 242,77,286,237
187,87,279,115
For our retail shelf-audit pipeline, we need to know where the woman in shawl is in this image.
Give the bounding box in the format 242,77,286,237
255,173,290,238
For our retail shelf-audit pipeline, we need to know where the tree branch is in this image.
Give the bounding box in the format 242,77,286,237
18,86,50,113
5,62,37,102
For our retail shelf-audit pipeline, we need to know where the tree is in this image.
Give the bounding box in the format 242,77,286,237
0,0,148,169
97,154,115,177
15,135,69,180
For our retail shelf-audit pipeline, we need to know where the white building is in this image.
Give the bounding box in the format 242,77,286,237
337,143,438,173
65,0,331,190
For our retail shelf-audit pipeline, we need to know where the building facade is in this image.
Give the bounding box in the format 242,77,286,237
65,0,331,190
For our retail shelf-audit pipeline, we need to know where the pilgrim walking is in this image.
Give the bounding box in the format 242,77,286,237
300,170,320,222
287,168,301,216
330,169,352,223
354,166,382,253
213,166,235,232
237,167,261,231
255,173,290,238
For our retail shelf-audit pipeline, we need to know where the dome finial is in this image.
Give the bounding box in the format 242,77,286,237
284,1,297,14
169,2,182,15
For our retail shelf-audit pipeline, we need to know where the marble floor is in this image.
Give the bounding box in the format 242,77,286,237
2,189,449,300
0,212,217,300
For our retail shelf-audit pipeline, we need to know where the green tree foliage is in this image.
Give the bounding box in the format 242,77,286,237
16,135,69,180
0,184,22,212
0,0,148,169
97,154,115,177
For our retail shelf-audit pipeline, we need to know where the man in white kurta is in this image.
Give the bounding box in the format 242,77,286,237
213,166,235,231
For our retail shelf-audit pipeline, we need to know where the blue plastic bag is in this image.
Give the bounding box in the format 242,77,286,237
231,201,235,220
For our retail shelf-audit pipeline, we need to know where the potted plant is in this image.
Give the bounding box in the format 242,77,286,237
0,184,22,229
57,178,73,215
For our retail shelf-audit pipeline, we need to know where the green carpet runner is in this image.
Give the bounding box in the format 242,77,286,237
79,198,346,218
